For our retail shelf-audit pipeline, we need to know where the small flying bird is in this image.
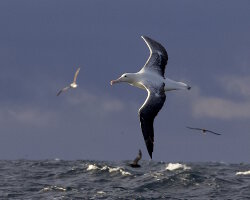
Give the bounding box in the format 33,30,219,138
129,149,142,168
57,67,80,96
186,126,221,135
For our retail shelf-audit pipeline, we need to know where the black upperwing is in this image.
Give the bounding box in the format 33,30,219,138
141,36,168,78
207,130,222,135
139,84,166,158
186,126,204,131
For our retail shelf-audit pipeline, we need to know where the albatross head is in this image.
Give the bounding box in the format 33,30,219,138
110,73,135,85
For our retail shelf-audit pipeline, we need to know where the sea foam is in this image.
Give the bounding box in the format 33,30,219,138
87,164,99,171
236,170,250,175
86,164,131,176
166,163,191,171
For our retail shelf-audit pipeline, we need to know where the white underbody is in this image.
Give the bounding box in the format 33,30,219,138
70,83,78,88
130,71,189,92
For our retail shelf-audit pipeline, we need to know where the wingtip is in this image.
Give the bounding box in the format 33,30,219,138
149,153,152,159
141,35,149,40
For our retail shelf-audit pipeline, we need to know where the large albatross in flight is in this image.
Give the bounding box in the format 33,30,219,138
110,36,191,158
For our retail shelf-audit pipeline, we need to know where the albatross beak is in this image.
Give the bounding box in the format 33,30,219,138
110,78,120,85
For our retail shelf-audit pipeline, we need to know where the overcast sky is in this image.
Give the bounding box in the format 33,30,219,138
0,0,250,162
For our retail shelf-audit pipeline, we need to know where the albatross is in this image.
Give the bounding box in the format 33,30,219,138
110,36,191,158
57,67,80,96
186,126,221,135
129,149,142,168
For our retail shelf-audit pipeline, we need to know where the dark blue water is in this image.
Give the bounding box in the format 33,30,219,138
0,160,250,199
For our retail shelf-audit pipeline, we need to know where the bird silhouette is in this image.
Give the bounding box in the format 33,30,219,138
186,126,221,135
129,149,142,168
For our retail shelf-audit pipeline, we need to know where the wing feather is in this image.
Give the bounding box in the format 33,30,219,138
207,130,221,135
186,126,204,131
57,86,70,96
138,84,166,158
73,67,80,83
133,149,142,165
141,36,168,77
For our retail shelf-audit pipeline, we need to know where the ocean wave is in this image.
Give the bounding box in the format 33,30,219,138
2,160,250,199
87,164,99,171
97,191,106,195
41,186,67,192
236,170,250,175
165,163,191,171
86,164,131,176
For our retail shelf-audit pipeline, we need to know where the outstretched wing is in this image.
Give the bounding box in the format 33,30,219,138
133,149,142,165
140,36,168,77
207,130,221,135
139,84,166,158
73,67,80,83
57,86,70,96
186,126,204,131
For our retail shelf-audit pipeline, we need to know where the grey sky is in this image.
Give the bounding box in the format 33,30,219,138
0,0,250,162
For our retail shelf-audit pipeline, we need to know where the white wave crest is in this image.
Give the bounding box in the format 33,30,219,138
41,186,66,192
236,170,250,175
101,166,131,176
166,163,191,171
87,164,99,171
87,164,131,176
97,191,106,195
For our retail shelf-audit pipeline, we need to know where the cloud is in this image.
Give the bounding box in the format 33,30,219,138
193,96,250,120
191,75,250,120
0,88,129,130
66,89,125,113
0,106,56,127
219,75,250,97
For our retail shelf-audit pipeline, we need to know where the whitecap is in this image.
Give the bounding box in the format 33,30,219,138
100,166,108,171
101,166,131,176
87,164,99,171
41,186,66,192
166,163,191,171
120,169,131,176
97,191,106,194
236,170,250,175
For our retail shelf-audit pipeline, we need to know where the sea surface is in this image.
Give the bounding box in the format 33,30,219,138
0,160,250,199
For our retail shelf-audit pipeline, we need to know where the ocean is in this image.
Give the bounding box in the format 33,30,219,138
0,160,249,199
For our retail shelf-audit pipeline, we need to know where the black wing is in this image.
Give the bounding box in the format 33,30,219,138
141,36,168,78
207,130,221,135
57,86,70,96
139,84,166,158
186,126,204,131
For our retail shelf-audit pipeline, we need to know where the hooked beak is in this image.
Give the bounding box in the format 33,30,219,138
110,78,121,85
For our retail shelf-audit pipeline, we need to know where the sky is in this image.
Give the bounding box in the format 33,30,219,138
0,0,250,162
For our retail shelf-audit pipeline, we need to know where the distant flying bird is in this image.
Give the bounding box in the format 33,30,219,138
186,126,221,135
57,67,80,96
110,36,191,158
129,149,142,168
